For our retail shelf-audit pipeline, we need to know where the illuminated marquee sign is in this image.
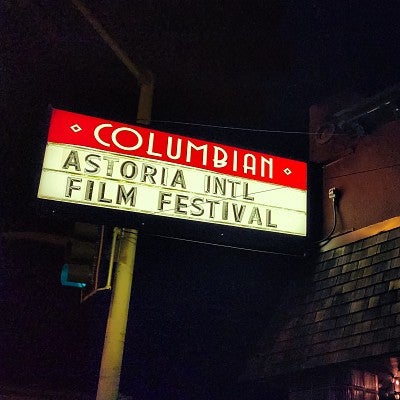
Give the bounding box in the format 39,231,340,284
38,109,307,236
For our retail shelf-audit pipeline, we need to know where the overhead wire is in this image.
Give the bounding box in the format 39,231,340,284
143,117,398,136
54,117,400,253
119,119,400,250
143,118,313,135
326,162,400,179
123,233,305,257
14,109,399,257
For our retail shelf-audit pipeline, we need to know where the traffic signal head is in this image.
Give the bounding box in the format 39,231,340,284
61,263,93,288
61,223,103,291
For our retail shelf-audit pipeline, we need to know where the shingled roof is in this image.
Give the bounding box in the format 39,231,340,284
245,222,400,380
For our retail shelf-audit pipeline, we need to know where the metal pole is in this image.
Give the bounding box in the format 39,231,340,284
95,79,153,400
70,3,154,398
71,0,142,81
95,79,153,395
96,229,138,400
136,73,154,125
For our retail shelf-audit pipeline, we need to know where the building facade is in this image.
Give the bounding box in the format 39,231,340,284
244,87,400,399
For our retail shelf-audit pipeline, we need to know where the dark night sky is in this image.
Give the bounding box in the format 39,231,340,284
1,1,400,399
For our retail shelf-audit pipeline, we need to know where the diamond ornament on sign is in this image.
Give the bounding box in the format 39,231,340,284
283,168,292,176
70,124,82,133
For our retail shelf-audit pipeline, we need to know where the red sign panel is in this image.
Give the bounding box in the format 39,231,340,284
47,109,307,190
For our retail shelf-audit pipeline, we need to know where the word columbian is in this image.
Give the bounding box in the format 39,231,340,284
93,122,274,181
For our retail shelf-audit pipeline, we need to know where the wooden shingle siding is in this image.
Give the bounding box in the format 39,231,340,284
246,225,400,379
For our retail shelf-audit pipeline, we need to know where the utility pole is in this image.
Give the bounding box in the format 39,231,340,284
96,78,153,399
70,2,154,399
96,228,138,400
